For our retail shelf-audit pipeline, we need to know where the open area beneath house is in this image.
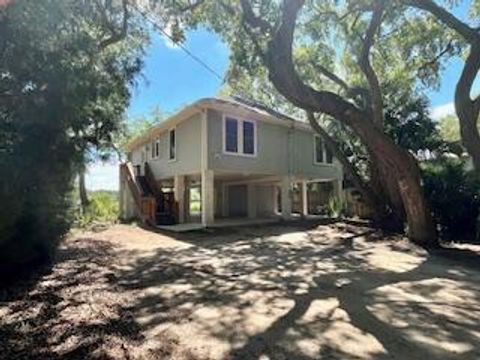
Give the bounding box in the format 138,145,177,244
1,222,480,360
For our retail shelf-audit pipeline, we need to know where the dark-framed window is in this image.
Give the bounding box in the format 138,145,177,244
169,129,176,161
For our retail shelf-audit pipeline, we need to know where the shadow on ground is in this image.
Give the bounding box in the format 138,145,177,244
1,222,480,359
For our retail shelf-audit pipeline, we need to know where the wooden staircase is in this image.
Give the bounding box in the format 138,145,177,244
120,162,178,226
144,162,178,225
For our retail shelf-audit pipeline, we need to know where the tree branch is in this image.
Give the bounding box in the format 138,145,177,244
311,63,350,92
242,0,367,128
404,0,479,43
239,0,272,34
455,45,480,113
417,40,453,73
307,111,385,213
359,1,384,128
99,0,128,50
178,0,205,13
474,94,480,119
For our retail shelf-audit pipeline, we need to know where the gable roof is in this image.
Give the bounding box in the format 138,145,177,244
124,96,310,152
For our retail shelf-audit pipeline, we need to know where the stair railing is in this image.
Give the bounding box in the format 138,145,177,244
120,162,157,225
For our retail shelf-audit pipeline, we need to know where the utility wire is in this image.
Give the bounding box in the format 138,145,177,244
131,4,224,82
131,3,291,122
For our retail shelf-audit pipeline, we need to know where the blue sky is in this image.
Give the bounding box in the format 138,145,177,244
86,25,479,191
128,29,229,117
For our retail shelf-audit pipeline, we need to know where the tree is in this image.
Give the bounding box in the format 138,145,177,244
222,69,398,227
0,0,145,270
402,0,480,172
184,0,439,245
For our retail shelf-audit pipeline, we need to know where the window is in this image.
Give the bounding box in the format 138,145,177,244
325,146,333,164
243,121,255,155
314,135,334,164
223,116,256,156
314,135,324,164
169,128,176,161
152,139,160,159
225,117,238,153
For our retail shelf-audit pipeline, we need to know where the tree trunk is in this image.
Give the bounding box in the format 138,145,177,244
455,45,480,172
369,154,405,231
362,130,436,245
307,112,400,229
79,170,89,214
241,0,438,246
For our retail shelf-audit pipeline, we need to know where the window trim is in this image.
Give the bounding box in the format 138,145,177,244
222,114,257,157
168,128,176,162
313,134,335,165
152,139,161,159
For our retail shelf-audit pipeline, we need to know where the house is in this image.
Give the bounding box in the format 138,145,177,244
119,97,343,230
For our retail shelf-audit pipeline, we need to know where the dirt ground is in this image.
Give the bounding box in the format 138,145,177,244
1,221,480,360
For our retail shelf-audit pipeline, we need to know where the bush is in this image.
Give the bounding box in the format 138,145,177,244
327,195,345,218
421,159,480,241
76,191,119,227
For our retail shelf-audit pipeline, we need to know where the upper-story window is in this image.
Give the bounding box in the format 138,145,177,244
224,115,256,156
225,117,238,153
151,139,160,159
169,128,176,161
243,121,255,155
314,135,333,164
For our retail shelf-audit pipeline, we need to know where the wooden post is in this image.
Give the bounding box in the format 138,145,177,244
301,180,308,217
281,176,292,220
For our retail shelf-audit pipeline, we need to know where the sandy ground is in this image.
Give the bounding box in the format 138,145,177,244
1,221,480,359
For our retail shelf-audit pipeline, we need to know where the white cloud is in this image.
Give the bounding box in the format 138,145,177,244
85,161,119,191
431,102,455,120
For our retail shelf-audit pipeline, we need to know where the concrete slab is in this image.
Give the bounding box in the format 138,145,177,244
156,217,281,232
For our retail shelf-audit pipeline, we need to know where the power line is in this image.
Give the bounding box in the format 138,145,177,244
131,3,290,121
131,5,224,82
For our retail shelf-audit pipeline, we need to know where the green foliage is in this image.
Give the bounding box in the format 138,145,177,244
0,0,145,271
384,92,447,154
327,196,345,219
119,106,168,150
438,114,463,143
76,191,119,227
422,159,480,241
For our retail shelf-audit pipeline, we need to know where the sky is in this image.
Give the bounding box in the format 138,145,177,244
85,23,479,191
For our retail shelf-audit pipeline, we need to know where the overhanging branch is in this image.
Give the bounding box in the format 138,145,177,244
359,1,384,127
239,0,273,34
404,0,479,44
307,111,384,213
99,0,128,50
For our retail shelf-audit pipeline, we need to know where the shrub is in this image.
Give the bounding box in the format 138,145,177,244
421,158,480,241
76,191,119,227
327,195,345,218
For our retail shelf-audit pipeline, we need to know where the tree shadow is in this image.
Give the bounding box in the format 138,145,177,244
2,222,480,359
114,222,480,359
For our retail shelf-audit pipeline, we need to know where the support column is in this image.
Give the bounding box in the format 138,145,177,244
201,170,214,226
221,183,228,217
119,167,125,220
301,180,308,218
174,175,185,223
281,176,292,220
247,183,257,219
